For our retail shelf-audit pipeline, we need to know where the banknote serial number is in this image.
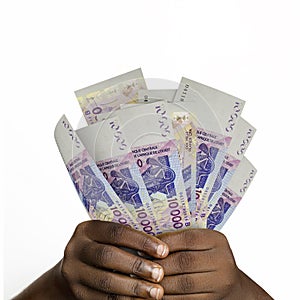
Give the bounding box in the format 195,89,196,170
180,84,190,102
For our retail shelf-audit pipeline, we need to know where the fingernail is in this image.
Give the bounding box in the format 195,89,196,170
156,244,168,257
149,287,163,299
151,267,164,282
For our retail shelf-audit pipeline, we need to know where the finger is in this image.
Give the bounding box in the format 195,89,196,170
71,283,148,300
80,240,164,282
158,229,225,252
82,221,169,258
155,250,216,275
161,272,217,294
163,293,218,300
78,262,164,299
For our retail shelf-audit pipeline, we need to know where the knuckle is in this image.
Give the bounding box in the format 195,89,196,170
61,259,75,283
96,275,112,293
109,222,126,242
181,230,197,248
63,244,71,259
96,245,113,265
178,275,195,293
64,239,77,259
213,230,228,246
204,249,215,267
131,281,143,296
60,261,70,281
176,252,193,272
140,236,153,252
79,241,91,259
71,283,86,300
74,221,89,235
131,258,145,275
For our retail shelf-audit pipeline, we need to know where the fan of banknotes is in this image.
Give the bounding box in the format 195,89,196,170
54,68,257,235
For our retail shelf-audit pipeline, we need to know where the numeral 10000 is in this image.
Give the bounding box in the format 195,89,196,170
168,199,183,229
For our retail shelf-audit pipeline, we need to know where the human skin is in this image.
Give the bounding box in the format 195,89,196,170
13,220,273,300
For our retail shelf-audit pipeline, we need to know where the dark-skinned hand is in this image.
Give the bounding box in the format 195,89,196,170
154,229,242,300
14,221,273,300
59,220,169,299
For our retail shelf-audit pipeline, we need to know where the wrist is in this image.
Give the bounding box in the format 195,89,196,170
13,260,75,300
52,259,76,299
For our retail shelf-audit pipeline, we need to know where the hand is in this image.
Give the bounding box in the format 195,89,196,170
155,229,242,300
14,223,273,300
59,220,169,300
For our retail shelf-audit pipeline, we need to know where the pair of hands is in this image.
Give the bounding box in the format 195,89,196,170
59,221,242,300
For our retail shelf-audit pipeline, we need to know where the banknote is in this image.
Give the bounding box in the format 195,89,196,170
169,106,197,217
128,92,198,221
76,117,161,235
206,156,257,230
205,117,256,220
75,68,147,125
161,101,198,222
54,115,137,229
113,101,192,231
173,78,245,226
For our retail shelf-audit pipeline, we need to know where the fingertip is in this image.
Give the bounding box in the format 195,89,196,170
151,266,164,283
149,285,164,300
156,243,169,258
137,234,169,258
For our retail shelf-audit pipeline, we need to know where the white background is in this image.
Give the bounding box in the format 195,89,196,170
1,1,300,299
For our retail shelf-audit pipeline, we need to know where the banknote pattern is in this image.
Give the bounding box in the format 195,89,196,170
55,115,137,229
75,69,147,125
97,152,160,235
206,187,242,230
173,78,245,227
76,116,161,235
117,101,192,231
120,98,198,225
137,91,198,218
55,69,258,234
207,157,257,230
195,128,231,222
207,154,240,203
172,112,197,217
204,118,256,221
132,139,191,231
